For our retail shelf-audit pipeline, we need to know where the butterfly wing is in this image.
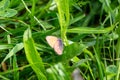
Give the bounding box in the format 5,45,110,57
46,36,64,55
53,39,63,55
46,36,58,48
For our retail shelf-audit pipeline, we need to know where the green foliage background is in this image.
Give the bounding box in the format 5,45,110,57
0,0,120,80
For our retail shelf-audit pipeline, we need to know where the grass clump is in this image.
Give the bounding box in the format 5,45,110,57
0,0,120,80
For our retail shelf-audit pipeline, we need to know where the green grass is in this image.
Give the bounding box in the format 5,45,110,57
0,0,120,80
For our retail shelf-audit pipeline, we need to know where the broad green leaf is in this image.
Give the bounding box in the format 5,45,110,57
0,9,17,17
67,25,115,34
106,65,117,74
106,65,117,80
48,42,87,63
23,28,47,80
1,43,23,63
0,0,10,11
0,0,17,18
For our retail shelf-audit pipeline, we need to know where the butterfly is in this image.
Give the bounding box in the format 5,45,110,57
46,36,63,55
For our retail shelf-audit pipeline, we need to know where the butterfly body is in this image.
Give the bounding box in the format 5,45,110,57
46,36,63,55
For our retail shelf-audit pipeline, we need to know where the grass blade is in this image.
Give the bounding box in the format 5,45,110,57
67,25,115,34
13,54,19,80
1,43,23,63
0,44,13,50
0,75,10,80
55,0,70,45
23,28,47,80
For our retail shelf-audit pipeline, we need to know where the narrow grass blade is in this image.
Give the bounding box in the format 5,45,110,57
67,25,115,34
0,64,31,75
13,54,19,80
0,25,12,34
21,0,46,30
72,59,90,68
115,6,120,80
0,75,10,80
23,28,47,80
116,63,120,80
0,44,13,50
55,0,70,45
93,45,104,80
70,14,85,25
55,0,69,28
1,43,23,63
